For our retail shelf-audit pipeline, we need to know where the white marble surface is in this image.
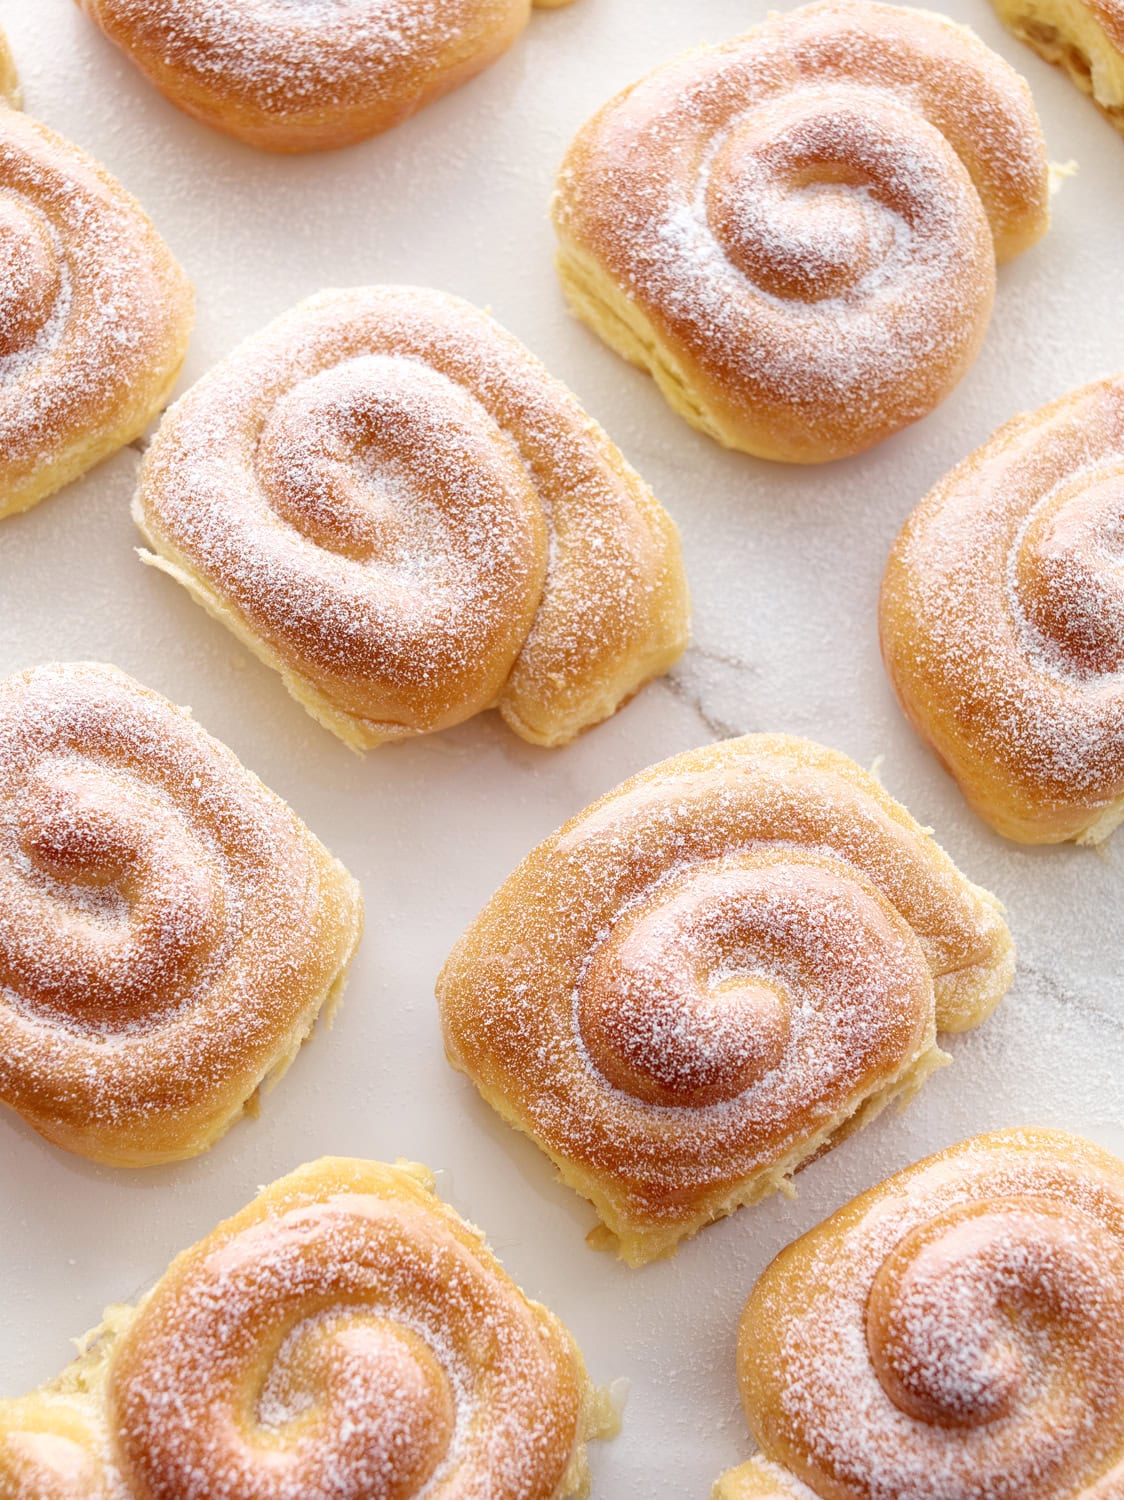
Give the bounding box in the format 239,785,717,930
1,0,1122,1493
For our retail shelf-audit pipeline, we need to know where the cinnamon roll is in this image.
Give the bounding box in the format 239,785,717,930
553,0,1049,463
880,376,1124,845
0,39,193,519
0,1159,616,1499
437,735,1014,1265
0,662,363,1166
715,1129,1124,1500
991,0,1124,135
75,0,578,154
135,286,689,751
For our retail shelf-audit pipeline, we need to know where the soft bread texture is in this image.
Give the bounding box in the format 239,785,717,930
0,34,193,519
714,1463,813,1498
437,736,1014,1265
75,0,577,153
135,286,688,752
0,662,363,1167
881,376,1124,845
715,1129,1124,1500
991,0,1124,133
0,1159,617,1499
553,0,1049,463
0,27,19,106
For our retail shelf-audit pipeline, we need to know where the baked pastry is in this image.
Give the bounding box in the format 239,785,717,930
0,662,363,1166
880,376,1124,845
135,286,688,751
75,0,578,154
0,1158,616,1499
0,25,19,106
553,0,1049,464
991,0,1124,135
715,1129,1124,1499
437,735,1014,1265
0,37,193,519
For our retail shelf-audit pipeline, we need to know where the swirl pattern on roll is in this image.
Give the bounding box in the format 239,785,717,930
135,286,688,751
0,1160,612,1500
0,662,363,1166
553,0,1049,463
880,376,1124,845
75,0,577,153
437,736,1014,1265
0,49,192,517
716,1129,1124,1500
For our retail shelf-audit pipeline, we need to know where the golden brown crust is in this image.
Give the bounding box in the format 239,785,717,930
0,662,363,1166
0,1159,615,1499
74,0,576,153
552,0,1049,463
0,89,193,519
135,286,688,752
718,1129,1124,1499
437,735,1014,1265
880,376,1124,845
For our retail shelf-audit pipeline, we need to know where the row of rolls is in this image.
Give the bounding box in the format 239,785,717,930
55,0,1124,154
3,1128,1122,1494
4,8,1124,840
3,2,1123,1497
2,661,1123,1494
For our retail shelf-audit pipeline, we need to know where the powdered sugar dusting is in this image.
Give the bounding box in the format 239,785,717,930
572,851,932,1123
103,1164,590,1499
437,736,1013,1251
554,0,1048,459
0,662,361,1162
739,1130,1124,1498
882,376,1124,835
77,0,555,149
87,0,467,104
0,103,191,511
135,285,686,747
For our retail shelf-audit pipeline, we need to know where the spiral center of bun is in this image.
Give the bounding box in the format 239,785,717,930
255,354,544,571
705,89,983,307
18,767,140,888
0,191,62,360
258,1311,456,1496
577,854,932,1109
248,352,551,713
577,866,797,1108
2,762,226,1025
1015,466,1124,675
866,1196,1124,1431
